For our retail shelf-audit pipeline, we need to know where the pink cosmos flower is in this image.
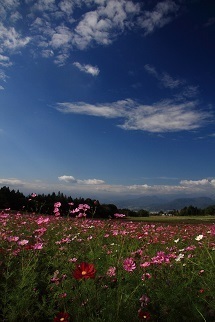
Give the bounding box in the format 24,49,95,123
77,213,86,218
18,239,29,246
106,266,116,277
37,217,50,225
114,213,126,218
209,225,215,235
7,236,19,242
69,258,78,263
140,262,151,268
70,208,80,214
54,202,61,208
33,243,43,250
78,204,90,211
123,257,136,272
139,294,150,306
141,273,152,281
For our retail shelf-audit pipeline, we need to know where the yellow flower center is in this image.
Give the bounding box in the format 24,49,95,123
82,270,87,275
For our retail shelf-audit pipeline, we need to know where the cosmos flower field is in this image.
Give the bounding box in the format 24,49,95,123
0,205,215,321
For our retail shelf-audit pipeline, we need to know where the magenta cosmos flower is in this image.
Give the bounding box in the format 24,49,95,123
123,257,136,272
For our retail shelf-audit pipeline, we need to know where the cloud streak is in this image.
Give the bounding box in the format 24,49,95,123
73,62,100,76
144,64,185,90
55,98,212,133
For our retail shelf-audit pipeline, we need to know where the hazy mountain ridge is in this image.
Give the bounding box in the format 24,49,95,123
115,196,215,212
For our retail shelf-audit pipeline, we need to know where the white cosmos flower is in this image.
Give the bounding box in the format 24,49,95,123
175,253,184,262
195,234,204,241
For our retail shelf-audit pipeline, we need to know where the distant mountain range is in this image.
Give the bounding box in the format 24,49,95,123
114,196,215,212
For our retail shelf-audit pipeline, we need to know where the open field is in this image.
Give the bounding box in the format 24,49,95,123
127,215,215,224
0,210,215,321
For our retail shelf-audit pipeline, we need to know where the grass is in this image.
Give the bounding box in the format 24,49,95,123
127,215,215,224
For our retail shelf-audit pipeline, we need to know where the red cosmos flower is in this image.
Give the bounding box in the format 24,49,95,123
73,262,96,280
138,309,151,320
53,312,69,322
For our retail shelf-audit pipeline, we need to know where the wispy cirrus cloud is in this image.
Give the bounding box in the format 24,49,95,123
204,17,215,28
144,64,199,101
144,64,184,89
73,62,100,76
55,98,211,133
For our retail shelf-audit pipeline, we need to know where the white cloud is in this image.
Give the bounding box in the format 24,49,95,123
0,85,4,90
0,69,8,82
53,53,69,66
41,49,54,58
0,0,181,69
0,0,20,22
58,175,77,183
58,0,74,15
32,0,57,13
72,0,140,49
55,100,125,118
138,0,179,36
1,177,214,198
56,98,212,133
0,22,31,51
180,179,215,187
50,25,73,49
0,54,12,68
0,178,25,186
58,175,105,185
73,62,100,76
161,73,183,89
77,179,105,185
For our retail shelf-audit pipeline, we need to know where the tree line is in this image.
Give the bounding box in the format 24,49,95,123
0,186,214,218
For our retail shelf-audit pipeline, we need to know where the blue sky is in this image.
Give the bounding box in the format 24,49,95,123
0,0,215,201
